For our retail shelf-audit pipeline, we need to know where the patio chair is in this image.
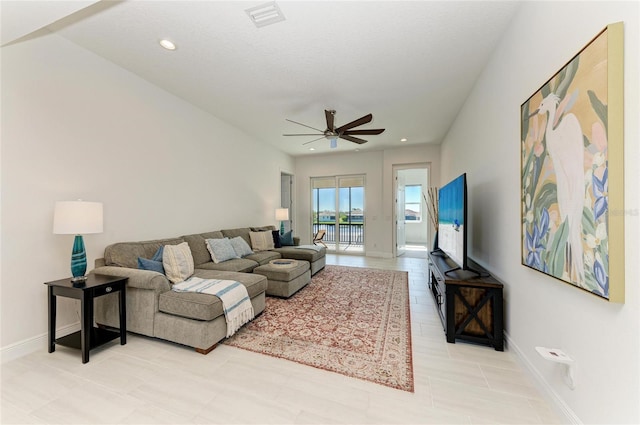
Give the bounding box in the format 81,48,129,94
313,229,327,248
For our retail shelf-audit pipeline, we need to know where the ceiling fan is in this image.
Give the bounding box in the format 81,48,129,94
284,110,385,148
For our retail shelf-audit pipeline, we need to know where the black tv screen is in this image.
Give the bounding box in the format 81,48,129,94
437,173,467,270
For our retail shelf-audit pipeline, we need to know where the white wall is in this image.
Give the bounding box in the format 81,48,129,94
0,32,294,352
294,144,440,257
439,2,639,423
294,150,385,255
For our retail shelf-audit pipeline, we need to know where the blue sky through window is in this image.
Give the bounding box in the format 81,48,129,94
313,187,364,212
405,185,421,204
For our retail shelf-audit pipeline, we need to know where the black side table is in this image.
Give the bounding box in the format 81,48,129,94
45,273,127,363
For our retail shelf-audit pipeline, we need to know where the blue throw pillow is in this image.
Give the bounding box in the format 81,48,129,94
151,246,164,262
138,246,165,274
280,231,294,246
138,257,165,273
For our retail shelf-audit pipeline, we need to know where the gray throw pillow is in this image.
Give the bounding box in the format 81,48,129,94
206,238,240,263
229,236,254,257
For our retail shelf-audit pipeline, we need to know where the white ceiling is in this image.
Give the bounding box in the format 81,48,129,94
3,1,521,156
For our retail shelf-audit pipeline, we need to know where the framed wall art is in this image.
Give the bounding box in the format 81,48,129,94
520,22,624,302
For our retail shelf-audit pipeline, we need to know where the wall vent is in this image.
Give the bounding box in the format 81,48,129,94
245,2,286,28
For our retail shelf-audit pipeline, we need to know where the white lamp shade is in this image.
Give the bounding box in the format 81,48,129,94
53,201,104,235
275,208,289,221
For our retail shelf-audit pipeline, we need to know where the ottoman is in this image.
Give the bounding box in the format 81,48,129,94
253,260,311,298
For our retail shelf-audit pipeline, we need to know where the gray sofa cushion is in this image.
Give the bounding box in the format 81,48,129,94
159,271,267,321
104,238,185,268
253,260,309,281
182,231,224,266
245,250,281,265
221,227,253,245
196,258,258,273
274,246,326,262
250,225,276,232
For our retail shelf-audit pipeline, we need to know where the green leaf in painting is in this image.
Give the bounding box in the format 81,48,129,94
541,83,551,98
528,153,547,209
582,206,596,237
522,149,535,190
588,90,608,132
546,219,569,278
600,239,609,271
521,102,530,142
555,57,579,100
534,182,558,214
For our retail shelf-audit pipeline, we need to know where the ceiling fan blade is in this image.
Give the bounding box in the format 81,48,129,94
343,128,385,135
283,133,324,136
325,110,335,132
302,136,327,145
335,113,372,133
340,134,368,144
286,118,325,133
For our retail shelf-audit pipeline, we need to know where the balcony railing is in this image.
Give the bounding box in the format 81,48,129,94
313,223,363,247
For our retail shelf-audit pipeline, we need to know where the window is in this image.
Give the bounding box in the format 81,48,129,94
311,175,365,252
405,185,422,222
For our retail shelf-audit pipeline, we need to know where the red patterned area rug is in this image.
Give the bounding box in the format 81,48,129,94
224,265,414,392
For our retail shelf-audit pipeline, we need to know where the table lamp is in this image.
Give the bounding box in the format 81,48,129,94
53,200,103,285
275,208,289,235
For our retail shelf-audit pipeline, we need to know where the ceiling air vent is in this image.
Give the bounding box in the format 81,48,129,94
245,2,286,28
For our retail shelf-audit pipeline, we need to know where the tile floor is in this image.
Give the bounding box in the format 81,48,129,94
1,254,562,424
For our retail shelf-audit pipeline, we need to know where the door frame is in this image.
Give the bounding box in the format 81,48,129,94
280,171,294,234
392,163,431,257
310,174,365,254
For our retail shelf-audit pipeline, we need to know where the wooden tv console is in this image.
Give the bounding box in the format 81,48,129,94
428,251,504,351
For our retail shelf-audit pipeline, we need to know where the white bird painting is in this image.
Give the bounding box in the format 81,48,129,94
536,93,586,285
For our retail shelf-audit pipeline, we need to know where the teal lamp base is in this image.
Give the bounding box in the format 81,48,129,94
70,235,87,286
280,221,285,235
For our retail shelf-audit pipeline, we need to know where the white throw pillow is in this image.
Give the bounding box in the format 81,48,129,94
229,236,254,257
163,242,194,283
206,238,240,263
249,231,274,252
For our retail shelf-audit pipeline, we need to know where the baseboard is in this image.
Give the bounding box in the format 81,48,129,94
505,332,582,425
1,322,80,364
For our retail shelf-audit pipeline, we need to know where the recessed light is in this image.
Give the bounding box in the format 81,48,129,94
159,39,176,50
309,147,315,151
400,138,407,142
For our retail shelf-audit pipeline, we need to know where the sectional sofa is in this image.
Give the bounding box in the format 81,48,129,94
92,225,326,354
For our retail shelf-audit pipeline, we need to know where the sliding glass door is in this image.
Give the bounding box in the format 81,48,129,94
312,175,365,253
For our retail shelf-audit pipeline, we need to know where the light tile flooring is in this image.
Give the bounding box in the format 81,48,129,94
1,254,561,424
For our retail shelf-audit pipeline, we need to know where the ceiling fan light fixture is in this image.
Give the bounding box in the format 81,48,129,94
246,2,286,28
330,138,338,149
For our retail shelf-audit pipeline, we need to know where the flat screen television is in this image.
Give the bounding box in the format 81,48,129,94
437,173,468,272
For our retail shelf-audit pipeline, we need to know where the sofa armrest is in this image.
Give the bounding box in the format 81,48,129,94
92,266,171,293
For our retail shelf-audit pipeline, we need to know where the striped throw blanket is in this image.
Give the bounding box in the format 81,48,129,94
172,277,254,337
